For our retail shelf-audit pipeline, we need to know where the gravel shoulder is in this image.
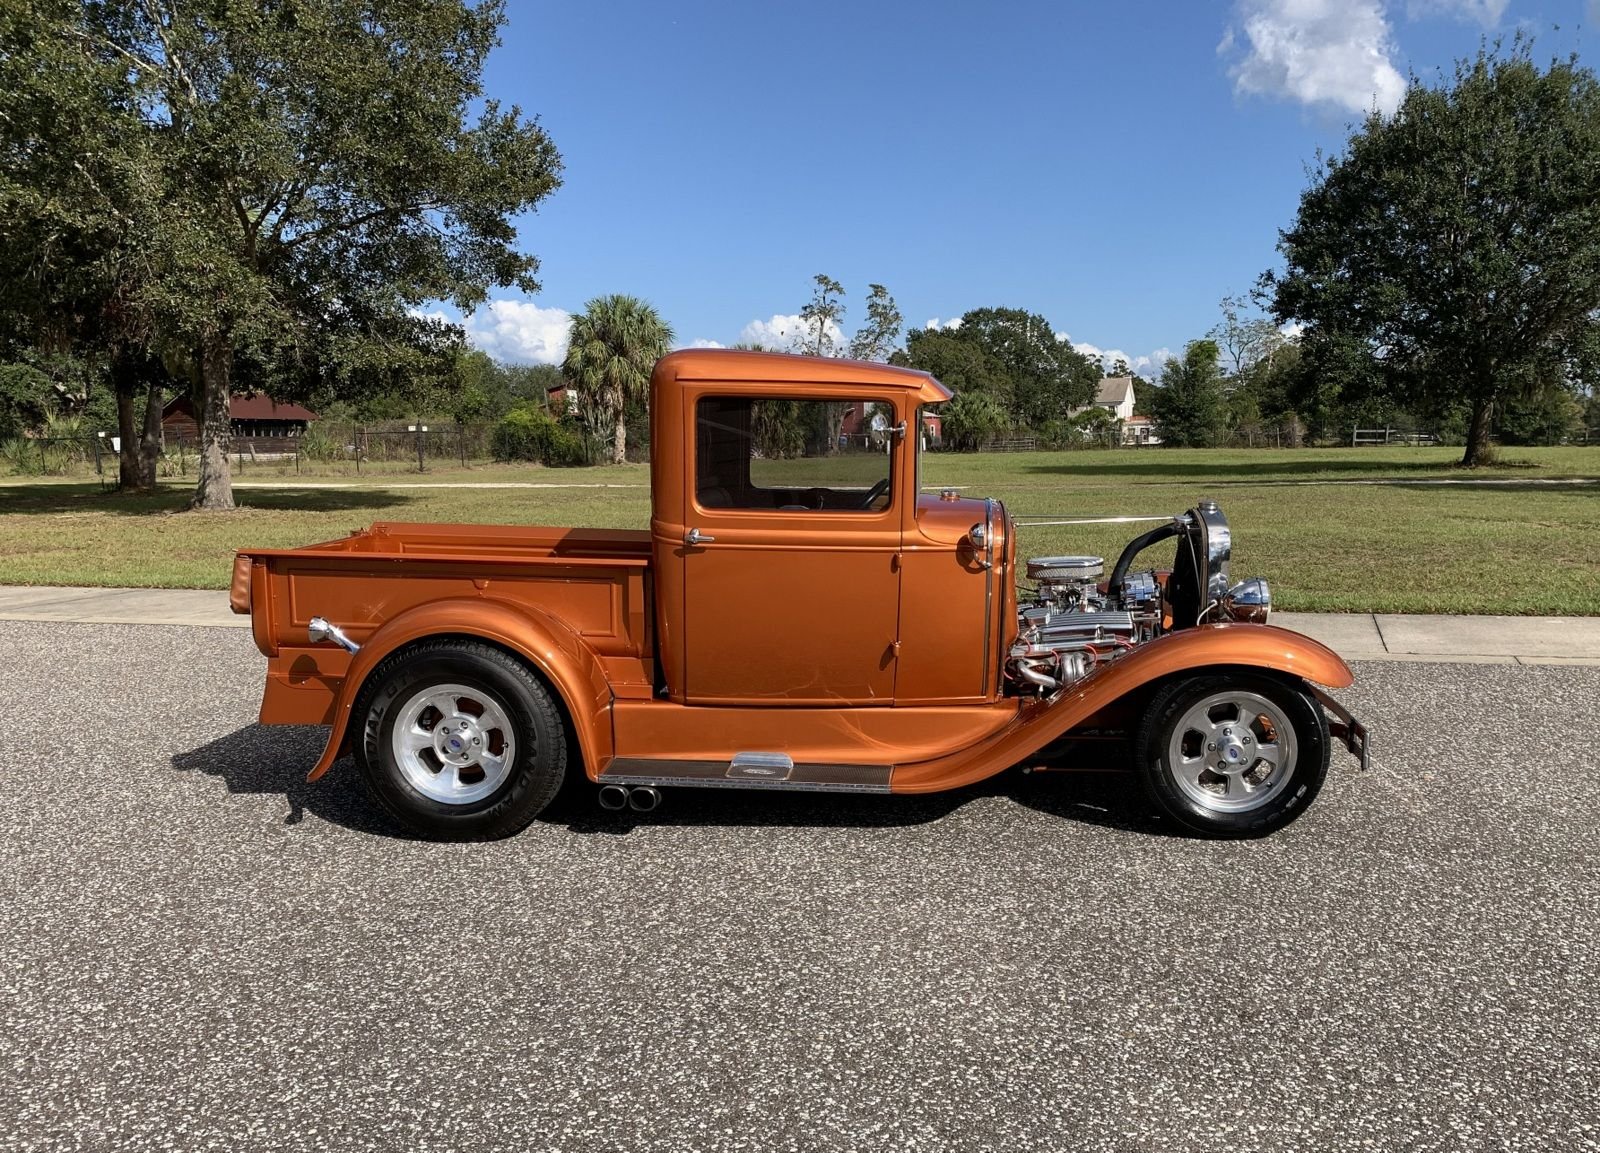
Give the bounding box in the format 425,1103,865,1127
1,621,1596,1152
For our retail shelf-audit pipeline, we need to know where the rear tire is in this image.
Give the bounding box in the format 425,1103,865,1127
1134,672,1328,838
352,640,568,840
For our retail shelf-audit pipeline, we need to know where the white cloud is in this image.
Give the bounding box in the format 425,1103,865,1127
460,299,573,365
738,313,844,353
683,338,724,350
1061,333,1173,378
1407,0,1508,26
923,317,963,331
1224,0,1406,115
1280,320,1306,340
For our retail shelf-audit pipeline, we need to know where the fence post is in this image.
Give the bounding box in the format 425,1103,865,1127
459,426,467,469
415,425,425,472
355,425,362,474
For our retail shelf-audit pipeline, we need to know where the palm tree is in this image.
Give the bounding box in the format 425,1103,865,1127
562,295,673,465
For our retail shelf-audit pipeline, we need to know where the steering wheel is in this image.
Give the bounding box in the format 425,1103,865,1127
860,477,891,510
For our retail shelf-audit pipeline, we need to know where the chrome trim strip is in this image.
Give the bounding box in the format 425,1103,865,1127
603,758,892,794
1012,515,1184,527
981,497,995,698
728,751,795,780
600,775,891,795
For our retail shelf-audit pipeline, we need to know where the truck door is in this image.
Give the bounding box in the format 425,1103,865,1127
678,393,901,705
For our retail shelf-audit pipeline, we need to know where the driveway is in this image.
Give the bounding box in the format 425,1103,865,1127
1,621,1595,1152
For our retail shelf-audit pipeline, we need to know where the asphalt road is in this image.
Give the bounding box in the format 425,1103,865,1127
1,622,1596,1153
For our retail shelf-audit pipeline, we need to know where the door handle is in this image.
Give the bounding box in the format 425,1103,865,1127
684,527,716,546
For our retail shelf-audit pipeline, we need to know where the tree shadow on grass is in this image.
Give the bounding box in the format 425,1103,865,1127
1366,478,1599,494
1021,456,1472,482
174,724,1175,840
0,482,415,517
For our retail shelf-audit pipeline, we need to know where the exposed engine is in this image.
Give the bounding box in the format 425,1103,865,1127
1005,500,1273,695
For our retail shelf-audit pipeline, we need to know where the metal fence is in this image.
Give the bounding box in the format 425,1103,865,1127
164,423,503,474
1,423,515,477
1352,426,1441,446
7,420,1598,479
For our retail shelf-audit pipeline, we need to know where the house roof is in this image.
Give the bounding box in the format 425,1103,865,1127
230,394,317,421
1094,376,1134,406
164,393,318,421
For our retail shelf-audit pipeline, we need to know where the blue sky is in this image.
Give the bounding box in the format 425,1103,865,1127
450,0,1599,373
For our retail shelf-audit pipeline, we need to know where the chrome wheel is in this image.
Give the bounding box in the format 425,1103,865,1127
391,682,518,805
1166,689,1298,814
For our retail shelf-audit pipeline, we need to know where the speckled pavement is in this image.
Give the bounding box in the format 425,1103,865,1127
1,621,1595,1152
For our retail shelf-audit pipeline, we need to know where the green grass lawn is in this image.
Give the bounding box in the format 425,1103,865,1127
2,446,1597,613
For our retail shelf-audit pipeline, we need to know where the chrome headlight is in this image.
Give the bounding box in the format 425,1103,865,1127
1221,578,1272,623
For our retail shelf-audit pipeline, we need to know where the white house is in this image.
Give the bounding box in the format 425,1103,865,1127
1067,375,1160,444
1088,376,1136,422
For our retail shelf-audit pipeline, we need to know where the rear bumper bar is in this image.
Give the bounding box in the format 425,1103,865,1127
1310,686,1371,772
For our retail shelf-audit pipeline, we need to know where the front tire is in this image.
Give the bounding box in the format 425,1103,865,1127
352,640,568,840
1134,672,1329,838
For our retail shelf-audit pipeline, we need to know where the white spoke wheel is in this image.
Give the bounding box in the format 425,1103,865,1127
1135,673,1329,838
352,640,568,840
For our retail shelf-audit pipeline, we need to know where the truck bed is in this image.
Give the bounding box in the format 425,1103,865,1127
235,521,655,725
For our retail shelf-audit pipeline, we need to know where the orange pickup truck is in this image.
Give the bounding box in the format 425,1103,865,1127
232,349,1367,840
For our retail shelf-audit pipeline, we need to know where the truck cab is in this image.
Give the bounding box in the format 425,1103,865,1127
647,350,1008,707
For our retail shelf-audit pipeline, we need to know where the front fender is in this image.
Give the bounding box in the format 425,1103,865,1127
891,623,1353,793
304,597,614,783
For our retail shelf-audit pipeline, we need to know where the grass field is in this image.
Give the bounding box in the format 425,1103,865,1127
2,446,1597,613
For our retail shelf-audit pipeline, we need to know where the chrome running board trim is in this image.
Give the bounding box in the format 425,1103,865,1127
601,758,892,794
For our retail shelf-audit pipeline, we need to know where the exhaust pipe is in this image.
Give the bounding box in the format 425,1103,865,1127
627,786,661,813
597,784,629,811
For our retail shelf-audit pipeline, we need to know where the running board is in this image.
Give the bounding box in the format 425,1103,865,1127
601,754,892,794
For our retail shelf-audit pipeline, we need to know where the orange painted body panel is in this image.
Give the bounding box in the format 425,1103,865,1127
895,494,1015,703
890,623,1352,793
648,349,951,706
238,521,652,779
235,350,1356,800
611,698,1020,765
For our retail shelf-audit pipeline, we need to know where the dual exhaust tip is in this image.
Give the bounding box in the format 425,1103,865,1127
598,784,660,813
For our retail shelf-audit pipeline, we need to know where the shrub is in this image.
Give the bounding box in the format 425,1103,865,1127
492,405,588,466
939,393,1008,451
296,423,340,462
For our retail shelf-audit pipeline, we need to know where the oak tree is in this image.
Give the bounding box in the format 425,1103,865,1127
1271,42,1600,465
51,0,561,507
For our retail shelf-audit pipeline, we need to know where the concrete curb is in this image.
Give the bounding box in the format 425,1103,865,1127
3,587,1599,665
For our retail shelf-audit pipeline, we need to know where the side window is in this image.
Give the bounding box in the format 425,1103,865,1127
695,396,894,513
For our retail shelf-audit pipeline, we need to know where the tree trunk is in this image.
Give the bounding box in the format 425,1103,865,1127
190,334,235,510
138,377,163,489
825,401,847,456
1462,394,1494,467
115,386,141,490
110,349,163,493
612,409,627,465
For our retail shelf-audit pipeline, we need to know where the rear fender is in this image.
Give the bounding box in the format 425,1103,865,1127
305,597,613,782
891,623,1352,793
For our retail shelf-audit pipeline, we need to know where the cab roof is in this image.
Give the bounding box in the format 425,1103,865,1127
653,348,952,404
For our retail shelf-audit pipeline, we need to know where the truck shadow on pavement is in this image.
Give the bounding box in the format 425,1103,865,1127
173,725,406,838
174,724,1168,839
